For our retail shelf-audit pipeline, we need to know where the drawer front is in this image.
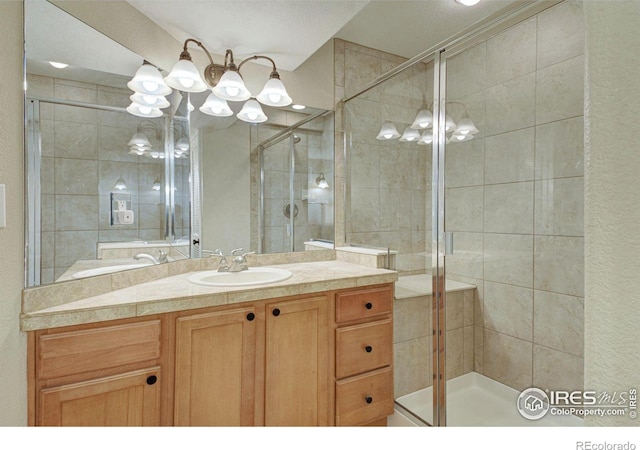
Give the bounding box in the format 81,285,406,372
38,320,161,380
336,319,392,379
336,367,394,426
335,286,393,323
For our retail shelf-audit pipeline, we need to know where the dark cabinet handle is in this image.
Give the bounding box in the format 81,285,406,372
365,396,373,404
272,308,281,317
146,375,157,386
365,345,373,353
365,302,373,310
246,312,255,321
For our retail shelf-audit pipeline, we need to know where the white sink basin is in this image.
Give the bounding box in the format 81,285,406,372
188,267,293,287
71,263,153,279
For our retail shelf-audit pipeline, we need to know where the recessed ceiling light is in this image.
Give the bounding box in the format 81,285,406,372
456,0,481,5
292,104,306,110
48,61,68,69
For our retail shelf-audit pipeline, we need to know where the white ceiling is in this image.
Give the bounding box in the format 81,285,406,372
126,0,521,71
26,0,523,88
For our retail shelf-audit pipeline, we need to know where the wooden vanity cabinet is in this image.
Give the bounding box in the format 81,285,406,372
173,294,331,426
29,317,166,426
334,285,394,426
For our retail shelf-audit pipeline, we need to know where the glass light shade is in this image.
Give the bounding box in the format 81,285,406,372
152,178,161,191
455,118,479,135
451,132,474,142
417,130,433,145
213,70,252,101
130,93,170,109
113,177,127,190
128,64,172,96
236,99,268,123
376,121,400,140
129,148,146,156
164,59,208,93
399,127,421,142
176,137,190,151
410,109,433,129
126,103,162,118
128,132,151,148
445,115,457,132
199,92,233,117
256,77,292,107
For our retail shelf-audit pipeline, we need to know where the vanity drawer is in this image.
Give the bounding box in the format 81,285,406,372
336,319,392,379
38,320,161,380
335,367,393,426
335,286,393,323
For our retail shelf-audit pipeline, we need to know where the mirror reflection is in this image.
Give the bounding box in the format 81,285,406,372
24,0,334,287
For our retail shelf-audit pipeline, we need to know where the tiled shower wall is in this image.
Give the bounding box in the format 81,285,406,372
445,0,585,393
335,39,432,275
27,75,166,283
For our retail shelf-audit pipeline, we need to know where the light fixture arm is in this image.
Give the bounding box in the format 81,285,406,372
237,55,280,79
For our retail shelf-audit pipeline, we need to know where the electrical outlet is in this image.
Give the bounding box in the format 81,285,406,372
117,200,127,211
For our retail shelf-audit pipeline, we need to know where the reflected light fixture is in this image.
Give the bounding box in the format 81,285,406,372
417,130,433,145
127,61,172,118
316,172,329,189
113,177,127,190
456,0,481,5
410,109,433,129
400,127,421,142
138,39,293,123
292,104,306,110
376,121,401,140
152,178,161,191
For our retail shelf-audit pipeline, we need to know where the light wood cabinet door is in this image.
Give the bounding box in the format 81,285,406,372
39,367,161,426
174,307,257,426
264,296,330,426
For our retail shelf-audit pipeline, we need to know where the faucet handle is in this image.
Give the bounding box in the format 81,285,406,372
157,250,168,263
231,248,244,256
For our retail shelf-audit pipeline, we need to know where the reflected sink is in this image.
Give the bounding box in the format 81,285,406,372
188,267,293,287
71,263,153,279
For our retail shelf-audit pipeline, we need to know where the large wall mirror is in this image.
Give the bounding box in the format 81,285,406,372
24,0,334,288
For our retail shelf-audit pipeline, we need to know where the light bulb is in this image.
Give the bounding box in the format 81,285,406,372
384,133,393,139
142,80,158,92
225,86,240,97
212,105,222,114
180,78,195,89
143,95,158,105
139,105,152,115
248,112,258,121
268,93,282,104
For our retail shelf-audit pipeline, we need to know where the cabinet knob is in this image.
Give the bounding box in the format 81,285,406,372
246,312,255,321
365,302,373,310
365,396,373,404
365,345,373,353
272,308,281,317
146,375,157,386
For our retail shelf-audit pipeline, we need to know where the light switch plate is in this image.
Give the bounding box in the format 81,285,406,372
0,184,5,228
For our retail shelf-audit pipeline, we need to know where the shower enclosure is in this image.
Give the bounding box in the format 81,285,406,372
342,0,585,426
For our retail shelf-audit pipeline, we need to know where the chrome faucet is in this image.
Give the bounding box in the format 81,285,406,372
228,248,255,272
202,248,229,272
134,250,168,264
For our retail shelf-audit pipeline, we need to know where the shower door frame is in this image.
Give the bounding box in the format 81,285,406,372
340,0,563,426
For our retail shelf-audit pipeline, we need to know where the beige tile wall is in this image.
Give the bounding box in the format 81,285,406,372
28,75,166,283
444,0,585,393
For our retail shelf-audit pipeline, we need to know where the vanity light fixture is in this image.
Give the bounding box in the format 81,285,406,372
316,172,329,189
127,61,172,118
399,127,421,142
410,109,433,129
417,130,434,145
159,39,292,123
376,121,401,140
113,177,127,190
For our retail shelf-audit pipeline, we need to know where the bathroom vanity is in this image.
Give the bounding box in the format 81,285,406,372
22,259,396,426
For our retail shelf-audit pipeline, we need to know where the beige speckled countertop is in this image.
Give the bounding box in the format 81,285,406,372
20,260,397,331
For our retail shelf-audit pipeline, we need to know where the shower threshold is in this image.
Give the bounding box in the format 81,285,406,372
395,372,584,426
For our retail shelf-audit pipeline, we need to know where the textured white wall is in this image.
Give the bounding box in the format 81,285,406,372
0,0,27,426
584,1,640,426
